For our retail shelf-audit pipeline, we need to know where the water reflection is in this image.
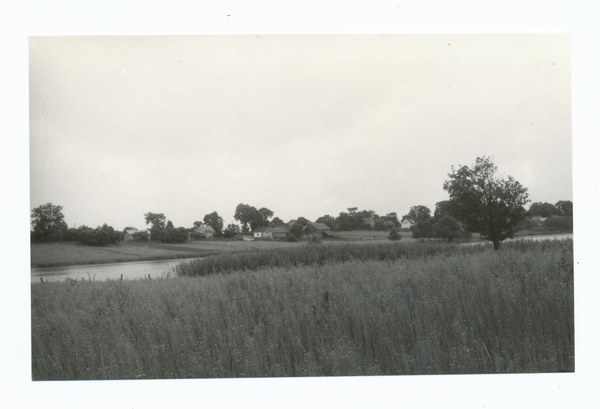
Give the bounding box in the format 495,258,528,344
31,258,200,283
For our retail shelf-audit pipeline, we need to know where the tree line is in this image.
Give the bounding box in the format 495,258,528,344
30,157,573,249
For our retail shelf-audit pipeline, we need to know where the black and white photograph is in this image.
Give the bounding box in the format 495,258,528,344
29,33,573,379
3,3,599,408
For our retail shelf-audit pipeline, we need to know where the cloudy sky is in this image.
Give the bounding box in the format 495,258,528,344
29,34,571,230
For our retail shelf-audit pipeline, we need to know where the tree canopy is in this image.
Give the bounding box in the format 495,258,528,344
203,211,224,235
31,203,68,242
402,205,432,223
144,212,166,229
554,200,573,216
528,202,560,217
234,204,274,232
443,156,529,249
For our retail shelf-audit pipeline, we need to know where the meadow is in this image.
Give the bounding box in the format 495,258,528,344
30,239,303,268
31,239,574,379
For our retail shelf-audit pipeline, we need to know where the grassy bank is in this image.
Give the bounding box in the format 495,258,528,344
175,240,488,277
30,240,304,268
31,239,573,379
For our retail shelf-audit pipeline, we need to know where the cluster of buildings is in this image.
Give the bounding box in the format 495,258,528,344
123,217,413,243
253,220,334,239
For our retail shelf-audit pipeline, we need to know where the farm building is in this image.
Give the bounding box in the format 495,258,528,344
305,222,333,237
254,226,290,239
530,216,548,224
195,225,215,238
400,218,415,229
267,227,290,239
253,227,268,238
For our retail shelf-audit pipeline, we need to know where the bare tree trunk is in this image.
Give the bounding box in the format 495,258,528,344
493,239,500,250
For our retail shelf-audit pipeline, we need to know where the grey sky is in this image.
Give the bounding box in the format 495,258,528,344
29,34,571,230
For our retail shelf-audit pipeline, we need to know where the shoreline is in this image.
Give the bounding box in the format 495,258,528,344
30,253,215,270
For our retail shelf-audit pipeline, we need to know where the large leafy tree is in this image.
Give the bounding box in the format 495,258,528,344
258,208,274,226
528,202,560,217
203,211,224,235
31,203,68,242
383,212,400,227
443,156,529,250
432,201,453,222
411,220,434,240
432,216,463,242
402,205,432,223
554,200,573,217
234,204,267,232
234,204,254,233
144,212,166,229
269,217,286,227
144,212,166,241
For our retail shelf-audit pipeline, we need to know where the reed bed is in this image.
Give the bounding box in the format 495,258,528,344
174,241,492,277
31,239,573,379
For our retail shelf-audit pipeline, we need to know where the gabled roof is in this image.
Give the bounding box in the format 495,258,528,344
124,229,138,235
253,227,268,233
266,227,289,233
307,222,331,230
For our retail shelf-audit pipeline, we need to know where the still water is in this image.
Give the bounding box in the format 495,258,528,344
31,257,201,284
32,234,572,284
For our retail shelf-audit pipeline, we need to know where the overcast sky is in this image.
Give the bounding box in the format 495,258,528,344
29,34,571,230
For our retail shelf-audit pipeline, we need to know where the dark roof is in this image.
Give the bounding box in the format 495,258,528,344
266,227,290,233
307,222,331,230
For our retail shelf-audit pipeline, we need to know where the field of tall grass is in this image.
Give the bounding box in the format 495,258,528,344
31,240,573,380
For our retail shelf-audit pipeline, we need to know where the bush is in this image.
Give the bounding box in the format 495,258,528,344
159,227,188,243
307,235,322,245
78,228,109,246
64,228,79,241
132,231,149,242
432,216,462,242
285,234,299,242
411,220,434,240
291,224,305,238
388,228,402,241
544,216,573,232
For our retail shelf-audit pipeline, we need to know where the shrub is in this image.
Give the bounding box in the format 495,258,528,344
411,220,434,240
159,227,188,243
78,228,109,246
285,234,298,242
432,216,462,242
544,216,573,232
132,231,149,242
307,234,322,245
388,228,402,241
291,224,305,238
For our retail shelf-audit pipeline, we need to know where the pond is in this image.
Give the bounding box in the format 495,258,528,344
31,257,200,284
